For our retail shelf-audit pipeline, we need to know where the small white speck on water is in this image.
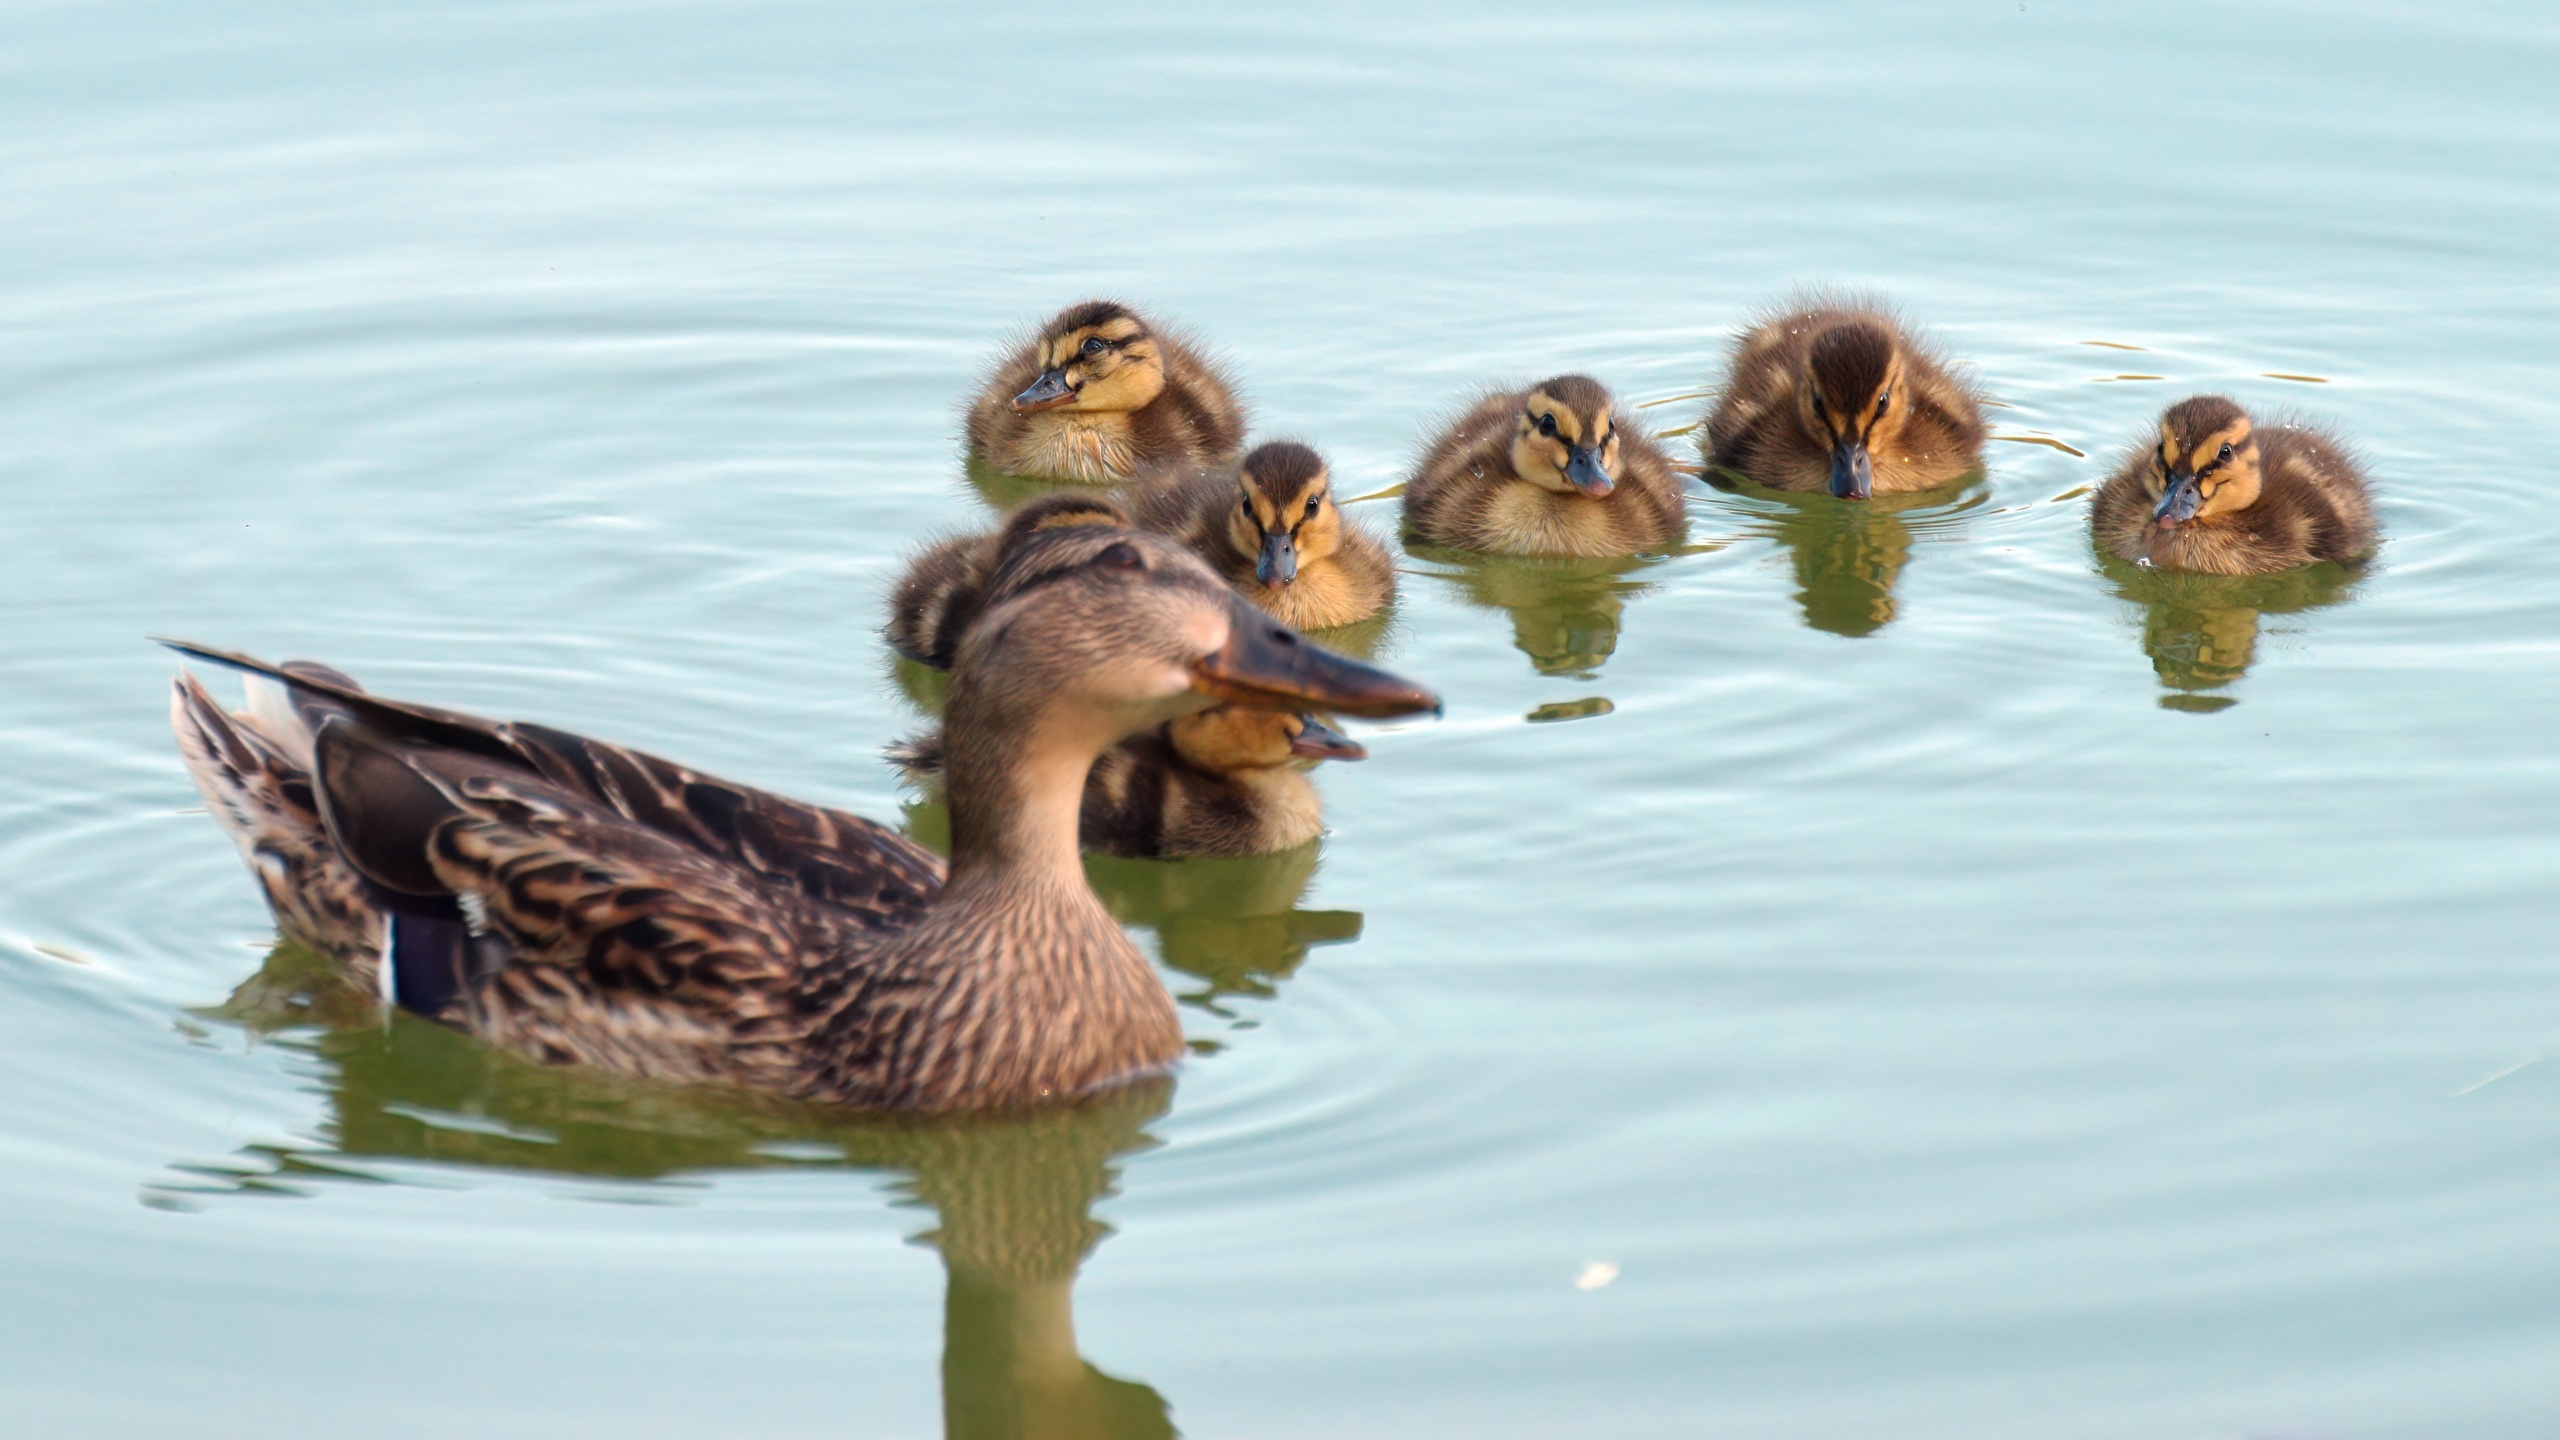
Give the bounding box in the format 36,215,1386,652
1574,1261,1619,1291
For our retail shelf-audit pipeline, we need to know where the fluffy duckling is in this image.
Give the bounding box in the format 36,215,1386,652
888,492,1130,669
2092,395,2376,574
1402,375,1686,557
964,300,1248,485
892,705,1365,859
166,527,1436,1111
1132,440,1395,630
1704,300,1987,498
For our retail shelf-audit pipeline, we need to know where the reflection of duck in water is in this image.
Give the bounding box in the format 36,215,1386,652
2097,558,2363,711
1403,375,1687,557
1406,546,1659,679
167,521,1436,1110
964,299,1247,486
1702,298,1986,500
2093,395,2377,575
175,943,1181,1439
1712,481,1985,639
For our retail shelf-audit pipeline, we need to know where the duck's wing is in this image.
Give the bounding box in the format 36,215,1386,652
160,641,945,931
313,719,906,1083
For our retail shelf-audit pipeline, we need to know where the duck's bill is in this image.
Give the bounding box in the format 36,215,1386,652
1256,530,1297,588
1011,369,1078,414
1289,713,1368,761
2152,474,2202,528
1564,448,1616,498
1828,438,1874,500
1192,600,1439,720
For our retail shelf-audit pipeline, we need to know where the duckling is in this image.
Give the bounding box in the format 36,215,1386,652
164,525,1437,1111
887,491,1130,669
891,705,1365,859
1703,299,1987,499
2092,395,2377,575
1402,375,1687,557
1132,440,1395,630
964,300,1248,485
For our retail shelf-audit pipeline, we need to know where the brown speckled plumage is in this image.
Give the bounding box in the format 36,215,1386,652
1403,375,1687,557
167,528,1434,1112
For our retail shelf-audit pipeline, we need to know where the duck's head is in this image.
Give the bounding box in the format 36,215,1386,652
1796,319,1910,501
1169,706,1368,772
1507,375,1624,498
1222,441,1343,591
2145,396,2262,530
1009,301,1169,417
959,522,1437,758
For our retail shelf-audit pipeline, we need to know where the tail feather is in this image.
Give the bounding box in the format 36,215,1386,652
170,672,384,975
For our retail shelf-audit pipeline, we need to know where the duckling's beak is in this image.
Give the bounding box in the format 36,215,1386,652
1256,529,1297,588
1563,446,1615,498
1288,714,1367,761
1828,437,1873,501
1192,597,1440,720
1011,369,1078,415
2152,472,2202,528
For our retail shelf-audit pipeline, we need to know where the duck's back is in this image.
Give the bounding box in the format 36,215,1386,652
1403,392,1521,546
1129,333,1248,467
2257,423,2377,565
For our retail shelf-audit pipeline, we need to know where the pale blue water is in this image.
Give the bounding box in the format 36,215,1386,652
6,2,2560,1435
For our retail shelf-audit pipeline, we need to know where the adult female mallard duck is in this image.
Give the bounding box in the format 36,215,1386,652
890,705,1364,859
1401,374,1686,557
167,525,1437,1111
963,300,1248,485
1703,298,1987,499
2092,394,2377,575
1132,440,1394,630
887,491,1365,859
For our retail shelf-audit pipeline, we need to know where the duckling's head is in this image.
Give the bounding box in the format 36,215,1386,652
1796,319,1909,500
1222,441,1342,591
2146,396,2262,529
958,523,1435,761
1506,375,1624,498
1009,301,1169,417
1168,707,1368,772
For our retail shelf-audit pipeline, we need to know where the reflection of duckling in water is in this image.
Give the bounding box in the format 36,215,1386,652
1085,843,1361,1010
1703,298,1986,499
1403,375,1687,556
891,705,1366,859
1741,485,1968,639
2093,395,2377,574
2098,557,2364,710
888,494,1374,858
168,521,1436,1111
1132,440,1395,631
1407,548,1656,678
964,299,1247,485
183,943,1179,1440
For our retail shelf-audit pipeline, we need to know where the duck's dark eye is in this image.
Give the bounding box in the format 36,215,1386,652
1810,394,1827,418
1081,336,1107,357
1096,541,1143,571
1537,412,1558,437
1875,389,1890,416
1303,496,1322,522
2218,442,2233,462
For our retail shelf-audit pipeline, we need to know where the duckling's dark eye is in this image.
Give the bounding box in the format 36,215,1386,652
2218,442,2233,462
1537,412,1558,437
1096,541,1143,572
1081,337,1107,357
1303,496,1322,522
1875,389,1890,416
1810,394,1827,418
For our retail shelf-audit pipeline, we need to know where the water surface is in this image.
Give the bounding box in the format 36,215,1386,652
6,2,2560,1436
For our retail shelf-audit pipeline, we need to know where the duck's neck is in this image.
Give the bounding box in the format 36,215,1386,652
941,702,1110,897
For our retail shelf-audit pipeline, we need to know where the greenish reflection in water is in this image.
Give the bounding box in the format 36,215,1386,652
1404,543,1664,679
1708,472,1988,639
164,944,1180,1440
2095,554,2364,711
